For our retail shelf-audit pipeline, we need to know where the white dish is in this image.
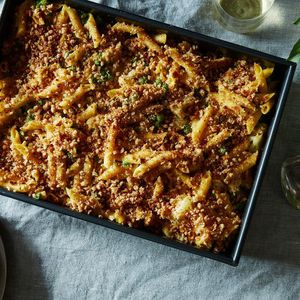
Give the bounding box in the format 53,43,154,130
0,236,6,300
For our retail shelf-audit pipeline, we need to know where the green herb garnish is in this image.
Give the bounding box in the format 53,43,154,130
130,92,139,101
64,51,73,58
162,83,168,92
211,190,217,199
64,150,75,162
122,160,130,167
33,192,43,200
26,114,34,122
154,78,163,87
155,78,168,93
138,76,148,85
182,124,192,135
94,53,103,66
100,68,112,81
66,151,73,160
35,0,47,7
91,68,113,84
131,56,138,64
150,114,165,128
91,68,112,84
38,99,46,105
68,65,76,72
219,146,227,155
91,76,98,84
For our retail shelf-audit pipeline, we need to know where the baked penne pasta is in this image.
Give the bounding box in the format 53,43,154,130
0,1,276,253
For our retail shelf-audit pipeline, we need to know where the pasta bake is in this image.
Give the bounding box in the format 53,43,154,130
0,0,276,252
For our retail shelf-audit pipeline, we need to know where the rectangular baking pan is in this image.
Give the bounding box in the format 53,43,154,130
0,0,296,266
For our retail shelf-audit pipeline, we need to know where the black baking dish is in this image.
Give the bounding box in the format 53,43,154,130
0,0,296,266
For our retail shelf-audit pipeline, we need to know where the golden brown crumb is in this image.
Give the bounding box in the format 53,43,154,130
0,2,275,253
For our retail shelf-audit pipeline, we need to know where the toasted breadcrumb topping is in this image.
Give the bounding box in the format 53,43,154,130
0,2,275,253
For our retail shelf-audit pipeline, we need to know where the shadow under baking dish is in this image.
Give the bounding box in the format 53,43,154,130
0,0,296,266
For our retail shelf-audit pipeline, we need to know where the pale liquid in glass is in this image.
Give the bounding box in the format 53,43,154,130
220,0,262,19
213,0,274,33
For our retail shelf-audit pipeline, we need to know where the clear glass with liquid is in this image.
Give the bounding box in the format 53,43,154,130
281,156,300,210
213,0,275,33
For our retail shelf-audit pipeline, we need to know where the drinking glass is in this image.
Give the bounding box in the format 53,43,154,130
212,0,275,33
281,156,300,210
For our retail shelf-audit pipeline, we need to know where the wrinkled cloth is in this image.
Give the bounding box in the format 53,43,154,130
1,0,300,299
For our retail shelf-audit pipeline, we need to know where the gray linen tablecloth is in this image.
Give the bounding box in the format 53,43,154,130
0,0,300,299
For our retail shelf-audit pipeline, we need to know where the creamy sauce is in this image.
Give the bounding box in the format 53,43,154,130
220,0,262,19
